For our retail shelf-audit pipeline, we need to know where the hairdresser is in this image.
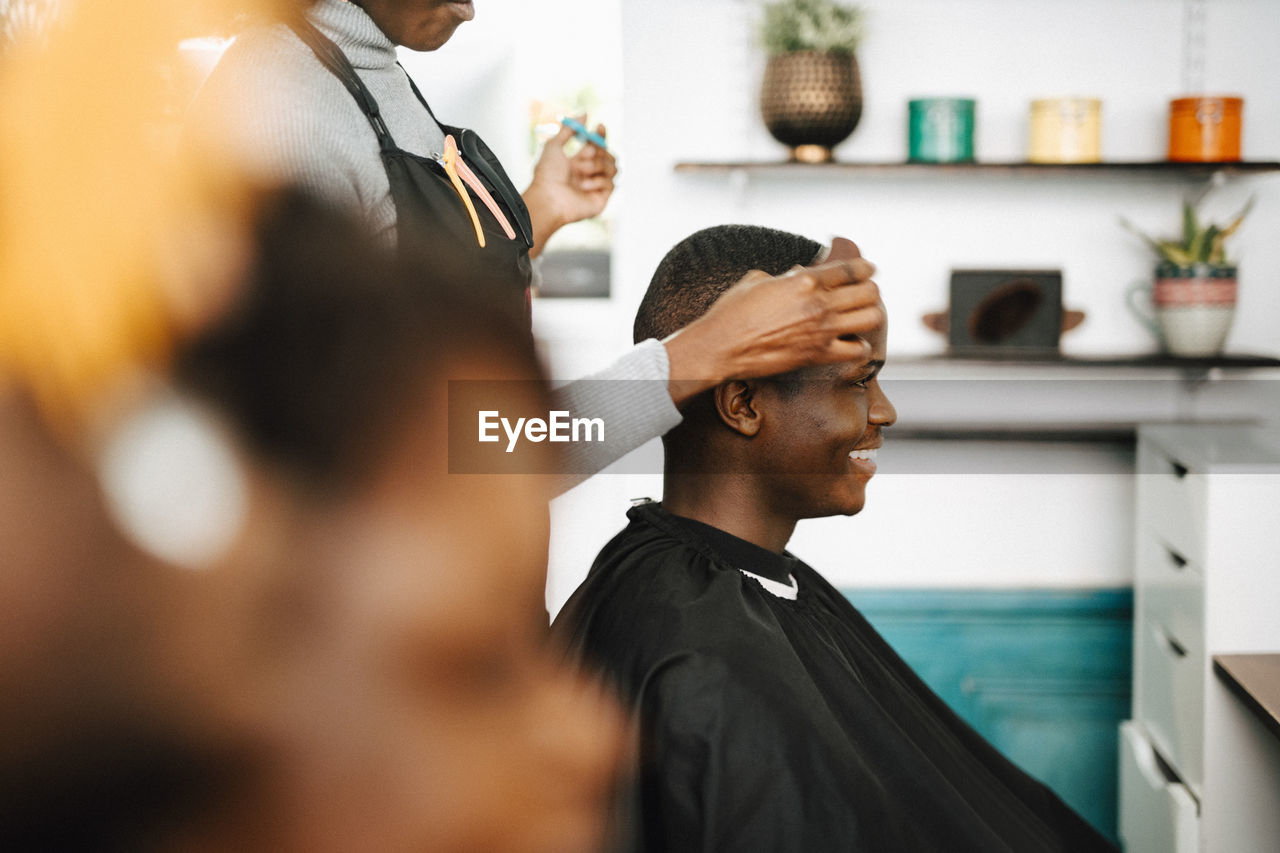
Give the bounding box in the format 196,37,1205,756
189,0,883,489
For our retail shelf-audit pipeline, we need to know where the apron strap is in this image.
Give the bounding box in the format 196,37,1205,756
399,65,442,126
287,16,397,151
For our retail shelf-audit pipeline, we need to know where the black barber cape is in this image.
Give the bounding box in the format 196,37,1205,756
553,502,1117,853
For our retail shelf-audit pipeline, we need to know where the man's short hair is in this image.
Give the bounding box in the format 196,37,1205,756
634,225,823,344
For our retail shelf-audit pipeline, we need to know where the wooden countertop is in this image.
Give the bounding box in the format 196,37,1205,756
1214,654,1280,743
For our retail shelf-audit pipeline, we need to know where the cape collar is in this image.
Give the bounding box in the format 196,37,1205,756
630,501,800,592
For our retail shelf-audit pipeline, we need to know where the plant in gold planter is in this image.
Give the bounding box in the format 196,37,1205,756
759,0,864,163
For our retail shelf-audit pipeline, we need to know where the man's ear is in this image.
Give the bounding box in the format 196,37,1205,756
713,380,763,437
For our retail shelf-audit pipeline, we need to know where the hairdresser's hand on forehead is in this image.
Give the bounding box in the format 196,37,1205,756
664,237,882,407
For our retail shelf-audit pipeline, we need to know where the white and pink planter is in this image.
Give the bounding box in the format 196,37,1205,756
1127,263,1237,357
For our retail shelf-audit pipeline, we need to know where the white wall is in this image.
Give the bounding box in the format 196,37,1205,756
398,0,1280,615
566,0,1280,364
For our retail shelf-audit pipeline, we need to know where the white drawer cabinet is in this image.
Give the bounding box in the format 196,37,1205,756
1121,425,1280,853
1119,721,1199,853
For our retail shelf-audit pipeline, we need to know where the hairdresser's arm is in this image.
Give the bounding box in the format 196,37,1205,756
549,341,680,494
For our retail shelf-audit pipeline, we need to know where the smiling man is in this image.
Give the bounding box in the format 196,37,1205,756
553,225,1116,852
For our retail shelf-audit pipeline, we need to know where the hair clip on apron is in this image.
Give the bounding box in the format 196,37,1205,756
447,136,518,241
441,135,486,248
453,157,517,241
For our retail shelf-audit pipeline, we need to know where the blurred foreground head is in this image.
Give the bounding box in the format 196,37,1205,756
171,185,627,853
0,0,625,847
1,182,627,851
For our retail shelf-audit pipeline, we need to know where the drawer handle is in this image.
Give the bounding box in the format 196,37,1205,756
1169,460,1189,479
1165,546,1188,570
1156,626,1188,659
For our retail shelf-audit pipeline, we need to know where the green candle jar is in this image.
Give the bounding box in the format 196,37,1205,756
908,98,976,163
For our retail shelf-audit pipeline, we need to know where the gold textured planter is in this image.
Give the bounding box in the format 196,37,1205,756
760,51,862,162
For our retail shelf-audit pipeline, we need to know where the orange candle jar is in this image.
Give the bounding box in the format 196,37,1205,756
1168,95,1242,162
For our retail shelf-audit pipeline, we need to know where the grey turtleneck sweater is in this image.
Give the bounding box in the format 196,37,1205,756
191,0,440,244
189,0,681,491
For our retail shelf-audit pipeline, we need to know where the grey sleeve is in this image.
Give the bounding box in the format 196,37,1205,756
549,338,683,495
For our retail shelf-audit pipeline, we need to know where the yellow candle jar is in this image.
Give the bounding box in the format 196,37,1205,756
1029,97,1101,163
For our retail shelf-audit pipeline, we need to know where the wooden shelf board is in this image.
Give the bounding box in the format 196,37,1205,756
889,418,1260,443
1214,655,1280,745
674,160,1280,177
895,352,1280,369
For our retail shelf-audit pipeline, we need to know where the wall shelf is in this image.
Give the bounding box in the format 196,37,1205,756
887,420,1257,444
674,160,1280,178
897,352,1280,369
877,355,1280,445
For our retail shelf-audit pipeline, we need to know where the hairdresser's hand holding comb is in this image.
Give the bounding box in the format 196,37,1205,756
664,237,882,407
523,116,617,258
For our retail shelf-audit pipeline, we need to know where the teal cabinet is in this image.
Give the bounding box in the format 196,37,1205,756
850,588,1133,843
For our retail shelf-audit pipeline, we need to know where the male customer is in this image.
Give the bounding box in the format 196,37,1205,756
554,225,1116,852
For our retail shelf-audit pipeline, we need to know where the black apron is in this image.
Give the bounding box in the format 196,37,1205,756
288,17,535,325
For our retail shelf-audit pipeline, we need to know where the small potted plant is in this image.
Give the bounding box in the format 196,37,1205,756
759,0,864,164
1122,198,1253,357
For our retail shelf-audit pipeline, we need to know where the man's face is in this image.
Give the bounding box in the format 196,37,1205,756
355,0,476,51
752,311,895,520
